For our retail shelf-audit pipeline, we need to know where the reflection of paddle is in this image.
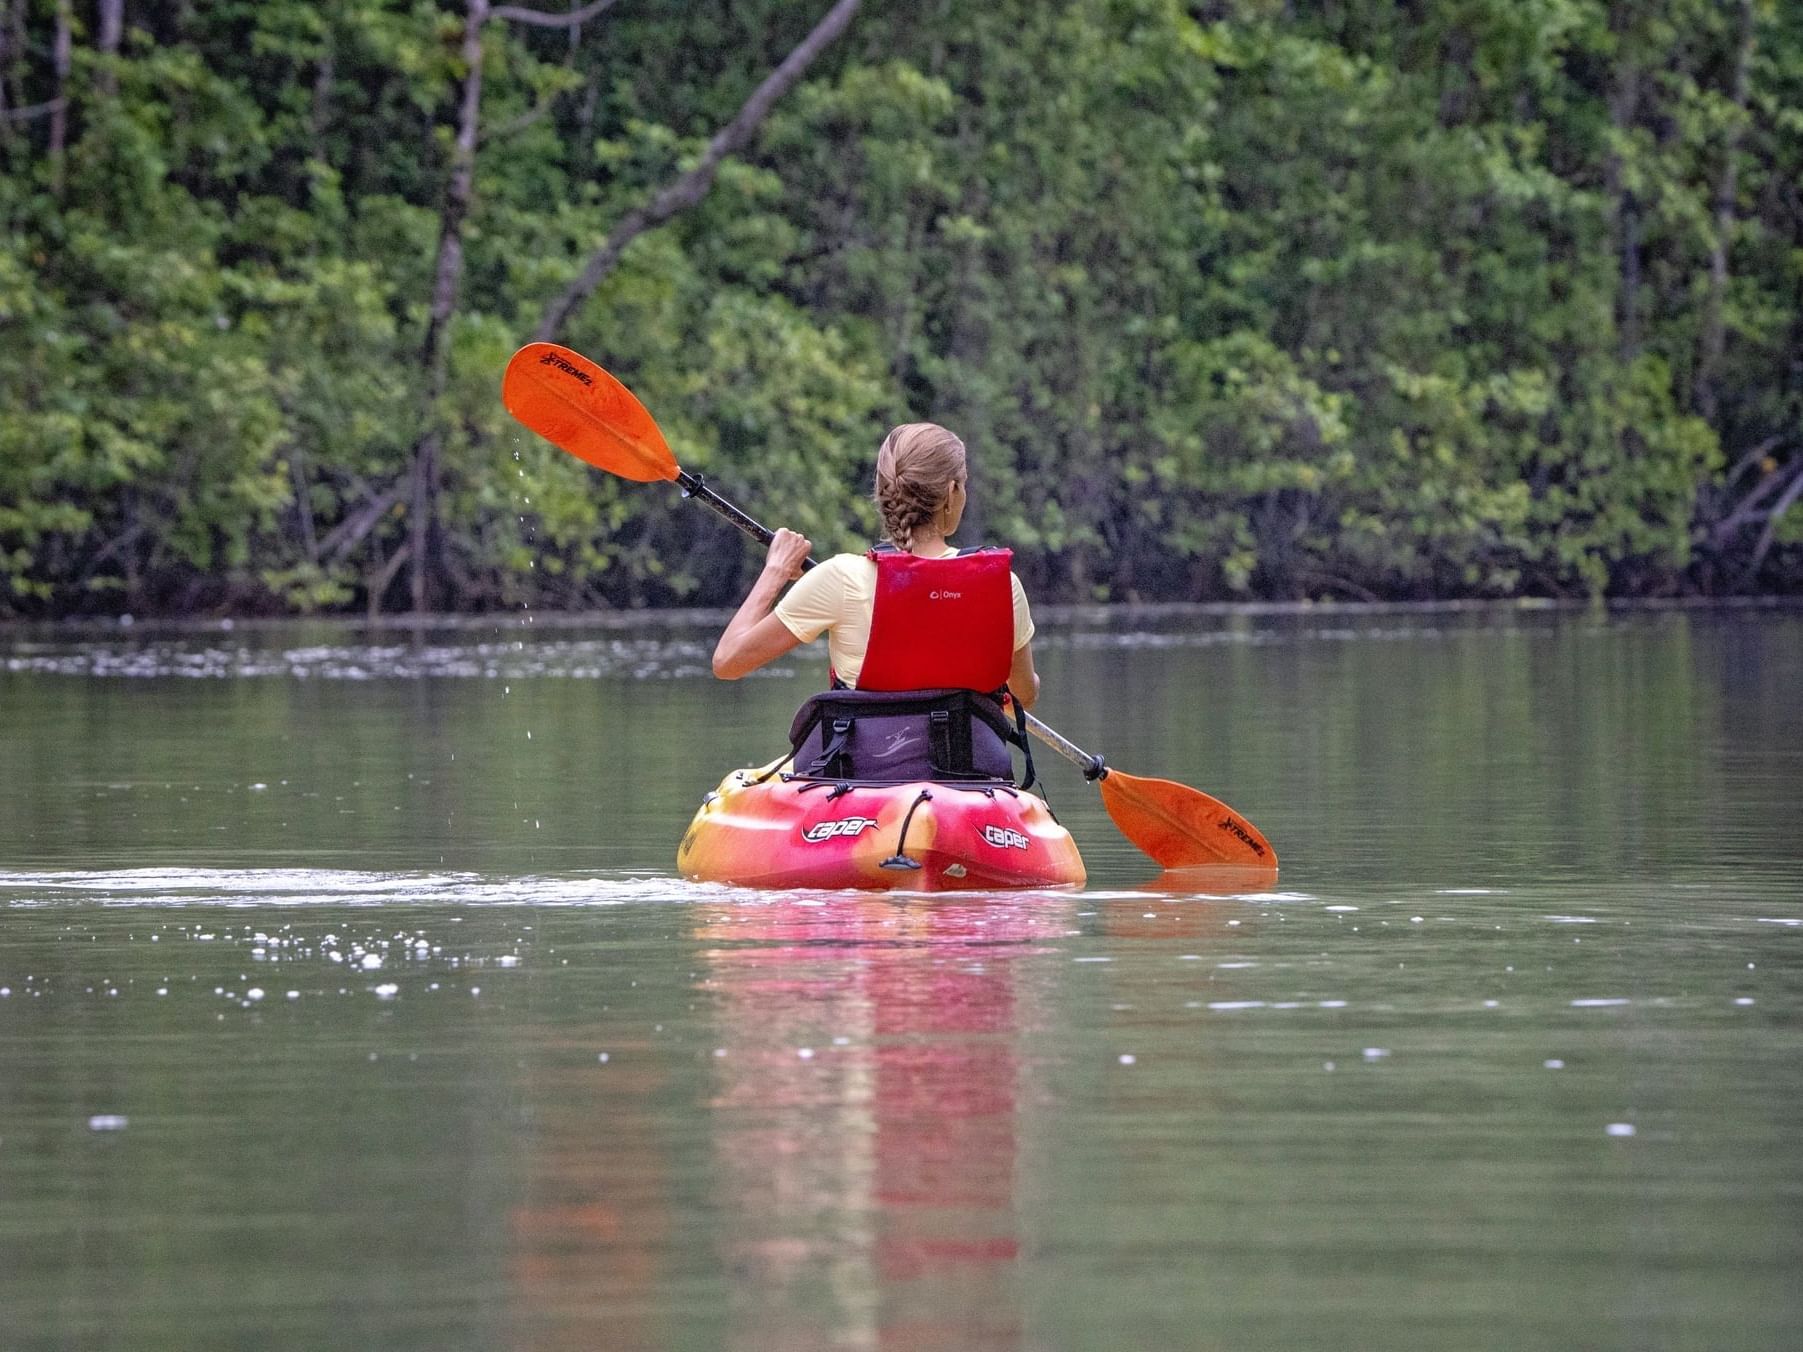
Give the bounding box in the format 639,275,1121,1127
1136,863,1281,896
502,341,1278,871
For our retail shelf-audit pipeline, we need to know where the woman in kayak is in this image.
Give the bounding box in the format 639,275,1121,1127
711,422,1040,709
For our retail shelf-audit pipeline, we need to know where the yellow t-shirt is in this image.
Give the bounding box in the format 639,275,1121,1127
773,550,1035,688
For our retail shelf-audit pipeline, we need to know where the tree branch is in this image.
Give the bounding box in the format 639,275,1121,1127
319,483,405,565
1710,449,1799,542
1745,459,1803,581
492,0,621,28
533,0,862,342
1,95,63,123
1724,434,1784,488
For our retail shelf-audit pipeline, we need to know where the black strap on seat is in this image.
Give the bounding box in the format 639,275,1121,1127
928,708,953,777
1011,695,1036,791
807,716,855,778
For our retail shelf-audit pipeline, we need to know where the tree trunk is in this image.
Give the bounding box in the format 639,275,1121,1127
1693,0,1757,423
310,25,335,154
96,0,123,95
408,0,490,614
533,0,863,342
1602,4,1642,359
50,0,71,194
0,0,14,132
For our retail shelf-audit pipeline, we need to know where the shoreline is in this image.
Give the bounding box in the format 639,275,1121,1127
3,592,1800,642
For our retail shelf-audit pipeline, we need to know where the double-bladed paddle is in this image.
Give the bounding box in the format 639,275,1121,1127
502,341,1277,871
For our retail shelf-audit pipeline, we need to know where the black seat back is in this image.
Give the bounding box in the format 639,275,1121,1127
787,688,1019,782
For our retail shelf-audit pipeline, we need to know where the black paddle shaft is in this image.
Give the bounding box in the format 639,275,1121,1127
675,469,816,572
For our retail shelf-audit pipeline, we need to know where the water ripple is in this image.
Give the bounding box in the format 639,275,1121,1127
0,867,719,908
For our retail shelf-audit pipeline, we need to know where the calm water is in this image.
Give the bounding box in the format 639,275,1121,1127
1,604,1798,1349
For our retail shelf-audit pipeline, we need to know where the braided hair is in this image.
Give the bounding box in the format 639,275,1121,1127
873,423,966,550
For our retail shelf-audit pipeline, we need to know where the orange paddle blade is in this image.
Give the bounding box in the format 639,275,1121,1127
1098,770,1278,870
501,342,678,483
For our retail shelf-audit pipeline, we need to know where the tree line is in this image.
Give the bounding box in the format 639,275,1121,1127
1,0,1798,618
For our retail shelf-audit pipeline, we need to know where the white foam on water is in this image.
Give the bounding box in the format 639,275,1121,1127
0,867,728,910
1571,998,1630,1007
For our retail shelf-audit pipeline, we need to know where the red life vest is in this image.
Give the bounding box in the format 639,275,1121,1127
855,547,1015,692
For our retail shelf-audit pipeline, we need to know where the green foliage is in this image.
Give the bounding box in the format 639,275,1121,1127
0,0,1798,616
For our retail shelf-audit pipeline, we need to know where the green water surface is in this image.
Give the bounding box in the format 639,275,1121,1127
1,605,1798,1350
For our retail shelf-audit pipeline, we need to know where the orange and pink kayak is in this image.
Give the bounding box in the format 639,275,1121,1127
677,761,1085,891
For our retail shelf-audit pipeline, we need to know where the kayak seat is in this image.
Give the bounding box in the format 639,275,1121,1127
787,688,1022,784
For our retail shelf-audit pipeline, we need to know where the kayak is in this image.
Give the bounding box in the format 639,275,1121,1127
677,761,1086,891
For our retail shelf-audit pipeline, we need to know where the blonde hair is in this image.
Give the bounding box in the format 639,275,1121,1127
874,422,966,549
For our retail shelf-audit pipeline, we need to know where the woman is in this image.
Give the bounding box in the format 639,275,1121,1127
711,422,1040,710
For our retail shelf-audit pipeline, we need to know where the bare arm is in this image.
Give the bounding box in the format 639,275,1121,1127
713,528,811,679
1008,639,1040,711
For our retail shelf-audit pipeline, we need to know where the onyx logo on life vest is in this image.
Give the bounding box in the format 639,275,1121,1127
802,817,880,843
538,351,594,387
982,824,1030,850
928,590,962,600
